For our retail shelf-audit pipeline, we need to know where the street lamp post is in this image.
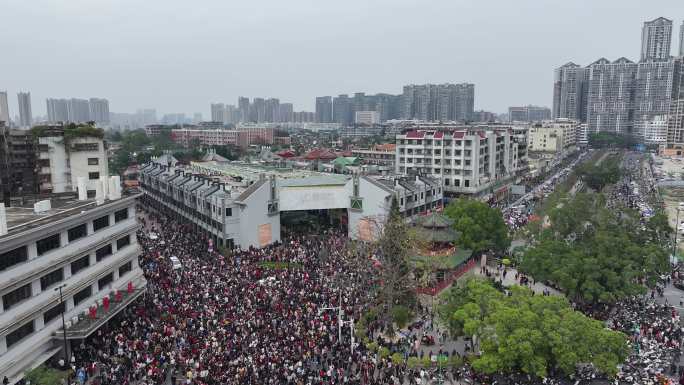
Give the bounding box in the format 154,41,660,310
674,208,681,260
54,284,69,367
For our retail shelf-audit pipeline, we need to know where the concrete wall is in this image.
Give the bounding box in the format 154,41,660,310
237,182,281,248
348,178,391,241
69,137,108,193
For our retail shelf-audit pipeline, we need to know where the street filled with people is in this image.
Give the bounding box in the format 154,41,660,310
58,150,684,385
500,151,590,232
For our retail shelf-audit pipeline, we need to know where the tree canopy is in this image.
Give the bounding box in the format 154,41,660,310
440,279,629,378
588,132,638,149
520,191,670,304
443,198,510,254
576,156,621,191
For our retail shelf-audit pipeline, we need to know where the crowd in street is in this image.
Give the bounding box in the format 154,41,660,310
500,151,590,232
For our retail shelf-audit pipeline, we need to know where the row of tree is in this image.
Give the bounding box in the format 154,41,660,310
439,279,629,378
520,192,671,304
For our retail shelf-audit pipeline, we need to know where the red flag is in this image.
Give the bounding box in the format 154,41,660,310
89,306,97,319
103,296,110,311
127,281,134,293
115,291,122,302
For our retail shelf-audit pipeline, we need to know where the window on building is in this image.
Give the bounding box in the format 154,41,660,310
0,246,28,271
444,179,450,186
87,190,96,199
68,224,87,242
37,234,61,256
6,320,34,348
71,255,90,275
225,208,232,217
93,215,110,231
40,268,64,290
88,172,100,180
114,208,128,223
455,179,460,187
87,158,99,165
116,235,130,250
73,286,92,306
464,180,470,187
96,244,113,262
98,273,113,291
119,261,132,277
43,302,65,324
3,284,32,310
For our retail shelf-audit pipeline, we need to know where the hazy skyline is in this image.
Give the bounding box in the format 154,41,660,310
2,0,683,119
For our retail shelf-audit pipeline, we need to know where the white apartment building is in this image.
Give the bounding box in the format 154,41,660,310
0,191,145,382
528,119,578,154
640,115,668,145
355,111,381,125
37,133,108,195
395,128,518,199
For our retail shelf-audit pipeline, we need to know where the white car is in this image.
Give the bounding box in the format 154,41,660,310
170,256,182,270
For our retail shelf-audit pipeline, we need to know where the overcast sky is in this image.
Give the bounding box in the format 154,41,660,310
2,0,683,118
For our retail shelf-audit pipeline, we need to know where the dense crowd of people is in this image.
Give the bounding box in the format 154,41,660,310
500,151,590,232
58,150,684,385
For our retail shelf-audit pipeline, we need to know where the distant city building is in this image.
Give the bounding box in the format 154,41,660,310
552,62,589,122
641,115,668,145
586,58,638,135
211,103,225,123
680,21,684,57
508,105,551,122
528,119,578,154
471,110,497,122
46,99,70,123
17,92,32,128
401,83,474,122
279,103,294,123
193,113,203,123
238,97,250,123
68,99,91,123
161,113,186,125
641,17,672,61
0,92,10,125
315,96,333,123
333,94,352,126
265,98,280,123
666,99,684,145
355,111,380,125
169,125,274,148
88,98,110,124
351,144,396,168
293,111,315,123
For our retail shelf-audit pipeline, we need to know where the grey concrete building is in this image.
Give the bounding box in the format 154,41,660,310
679,21,684,57
333,94,352,126
46,99,69,124
401,84,474,122
508,105,551,122
641,17,673,62
586,58,638,135
17,92,32,128
552,63,588,122
88,98,109,125
315,96,333,123
633,59,682,142
0,93,10,126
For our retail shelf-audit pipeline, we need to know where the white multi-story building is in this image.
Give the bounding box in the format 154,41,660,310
642,115,668,145
528,119,578,154
0,191,145,382
395,128,518,199
37,129,108,195
355,111,380,125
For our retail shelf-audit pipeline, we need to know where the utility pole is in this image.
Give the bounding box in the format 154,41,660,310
54,284,69,370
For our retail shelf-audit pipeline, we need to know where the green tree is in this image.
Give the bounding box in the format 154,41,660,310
25,365,66,385
376,197,416,329
576,157,621,191
450,279,629,378
443,199,510,254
